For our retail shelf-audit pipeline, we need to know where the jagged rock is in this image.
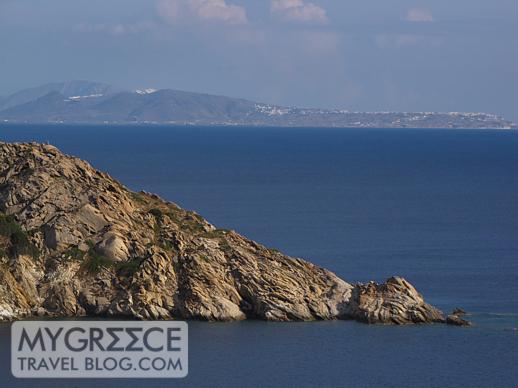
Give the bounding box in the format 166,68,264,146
446,314,472,327
344,277,445,324
0,142,448,324
452,307,467,316
446,308,471,326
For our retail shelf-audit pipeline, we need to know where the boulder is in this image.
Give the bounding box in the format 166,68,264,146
95,233,129,262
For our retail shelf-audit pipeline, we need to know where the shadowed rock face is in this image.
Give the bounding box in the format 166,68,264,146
0,142,445,324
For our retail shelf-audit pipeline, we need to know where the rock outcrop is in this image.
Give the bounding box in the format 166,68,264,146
344,277,445,324
446,309,472,326
0,142,446,324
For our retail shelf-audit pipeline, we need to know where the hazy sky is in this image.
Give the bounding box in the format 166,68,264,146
1,0,517,119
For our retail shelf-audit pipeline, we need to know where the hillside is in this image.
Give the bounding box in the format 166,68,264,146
0,81,515,128
0,141,452,324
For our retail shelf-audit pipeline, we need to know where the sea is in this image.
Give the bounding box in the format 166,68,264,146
0,125,517,387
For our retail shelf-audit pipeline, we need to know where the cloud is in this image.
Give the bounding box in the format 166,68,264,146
375,33,444,49
271,0,328,24
157,0,248,25
75,21,157,36
405,8,434,22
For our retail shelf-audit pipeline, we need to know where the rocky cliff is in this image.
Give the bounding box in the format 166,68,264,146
0,142,446,324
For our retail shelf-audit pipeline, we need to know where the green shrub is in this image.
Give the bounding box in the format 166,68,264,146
65,246,86,260
116,257,144,276
130,192,147,204
0,214,40,260
82,252,113,274
218,240,232,253
149,208,175,250
0,214,21,237
81,240,145,276
81,240,113,274
149,208,163,219
20,165,35,176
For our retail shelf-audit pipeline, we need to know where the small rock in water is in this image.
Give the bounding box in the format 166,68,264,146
452,307,467,316
446,314,472,327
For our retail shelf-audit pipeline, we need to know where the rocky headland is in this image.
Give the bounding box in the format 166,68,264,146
0,141,453,324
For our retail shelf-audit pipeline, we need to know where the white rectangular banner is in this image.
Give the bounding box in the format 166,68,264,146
11,321,188,378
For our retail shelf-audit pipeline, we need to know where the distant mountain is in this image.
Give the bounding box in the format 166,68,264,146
0,81,515,129
0,81,120,111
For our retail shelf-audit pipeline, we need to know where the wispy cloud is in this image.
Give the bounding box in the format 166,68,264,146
157,0,248,25
375,33,444,49
75,21,157,36
405,8,434,23
271,0,328,25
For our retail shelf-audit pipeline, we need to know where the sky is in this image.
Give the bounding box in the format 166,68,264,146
0,0,517,120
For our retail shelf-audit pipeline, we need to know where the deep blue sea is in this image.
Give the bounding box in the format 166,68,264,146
0,125,517,387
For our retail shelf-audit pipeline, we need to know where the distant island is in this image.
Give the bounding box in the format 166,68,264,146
0,80,515,129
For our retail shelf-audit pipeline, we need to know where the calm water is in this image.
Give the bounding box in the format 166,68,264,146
0,125,517,387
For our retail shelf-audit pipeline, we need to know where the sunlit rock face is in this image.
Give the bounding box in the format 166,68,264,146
0,141,445,324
